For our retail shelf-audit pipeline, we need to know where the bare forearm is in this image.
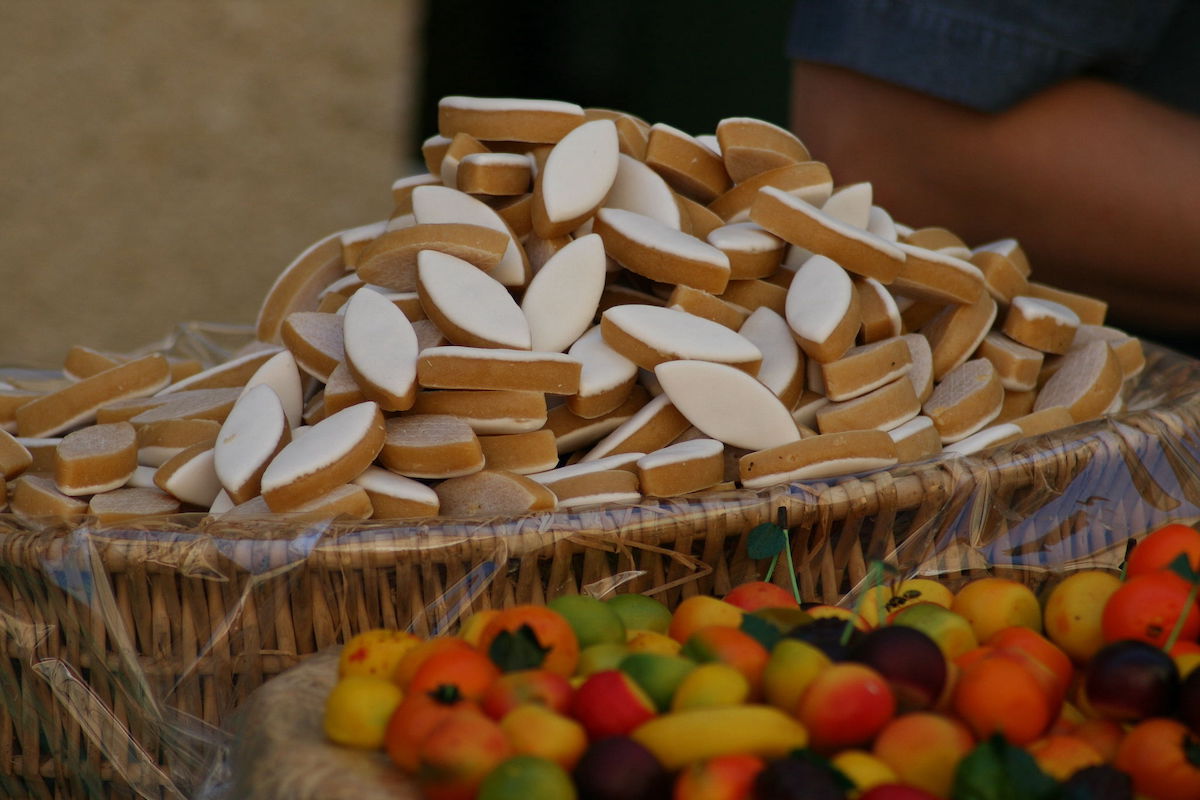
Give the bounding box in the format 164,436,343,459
789,62,1200,335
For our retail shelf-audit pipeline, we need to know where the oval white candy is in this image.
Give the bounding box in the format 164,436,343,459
655,360,801,451
261,401,381,495
603,154,682,229
821,182,873,230
1010,295,1080,326
521,234,607,352
158,448,221,507
603,304,761,366
240,349,304,429
342,286,420,409
707,222,783,254
418,250,531,350
353,465,440,506
411,185,526,286
214,383,289,501
786,255,854,343
866,206,899,242
541,119,619,223
569,325,638,398
738,307,802,400
637,438,724,471
597,207,731,270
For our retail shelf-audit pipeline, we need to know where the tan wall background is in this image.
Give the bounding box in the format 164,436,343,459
0,1,423,368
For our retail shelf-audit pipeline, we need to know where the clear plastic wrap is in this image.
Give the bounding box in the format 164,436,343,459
3,325,1200,798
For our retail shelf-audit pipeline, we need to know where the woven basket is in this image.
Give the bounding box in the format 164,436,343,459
3,344,1200,799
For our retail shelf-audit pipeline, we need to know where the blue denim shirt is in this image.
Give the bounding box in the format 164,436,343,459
787,0,1200,112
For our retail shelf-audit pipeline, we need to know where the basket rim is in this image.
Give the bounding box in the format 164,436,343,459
2,343,1198,570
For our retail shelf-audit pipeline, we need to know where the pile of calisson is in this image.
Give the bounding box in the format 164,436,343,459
322,522,1200,800
0,96,1146,522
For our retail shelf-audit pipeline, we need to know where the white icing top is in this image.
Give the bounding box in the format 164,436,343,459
596,208,730,267
707,223,784,253
419,346,579,365
214,384,287,494
716,116,796,138
938,245,974,261
821,182,873,230
531,452,644,483
439,96,584,115
859,277,902,337
319,273,365,299
418,250,531,349
896,242,985,282
603,154,683,229
972,238,1019,257
569,325,638,397
785,255,854,342
742,455,897,488
759,186,905,260
581,393,675,462
353,465,439,505
521,234,607,352
260,401,380,491
386,213,415,232
695,134,721,155
391,173,441,193
541,120,619,223
738,307,801,398
649,121,699,143
156,347,284,396
637,438,724,471
944,423,1022,455
14,437,61,447
1011,295,1081,326
603,304,761,364
338,220,388,246
791,392,829,429
207,489,234,514
240,350,304,430
900,333,934,399
160,447,221,507
459,152,531,169
983,330,1042,358
866,206,899,242
557,490,642,509
782,244,813,270
342,286,420,400
125,465,158,489
1073,324,1130,344
887,415,936,441
655,360,801,451
411,186,524,286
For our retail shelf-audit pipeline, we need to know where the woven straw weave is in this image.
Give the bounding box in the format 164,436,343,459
2,345,1200,799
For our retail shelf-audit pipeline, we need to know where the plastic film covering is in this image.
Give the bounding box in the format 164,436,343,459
1,324,1200,798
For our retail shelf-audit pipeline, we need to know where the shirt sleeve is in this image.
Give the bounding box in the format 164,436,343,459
786,0,1184,112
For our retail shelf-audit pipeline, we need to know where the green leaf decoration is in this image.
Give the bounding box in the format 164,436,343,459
951,735,1059,800
1168,552,1200,584
739,613,783,651
488,624,550,672
747,522,788,560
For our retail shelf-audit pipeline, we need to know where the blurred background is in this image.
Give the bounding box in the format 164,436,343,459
0,0,793,368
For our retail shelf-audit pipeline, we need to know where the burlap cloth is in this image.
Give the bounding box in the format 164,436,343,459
225,647,420,800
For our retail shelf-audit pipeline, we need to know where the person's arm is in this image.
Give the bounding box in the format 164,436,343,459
790,61,1200,337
